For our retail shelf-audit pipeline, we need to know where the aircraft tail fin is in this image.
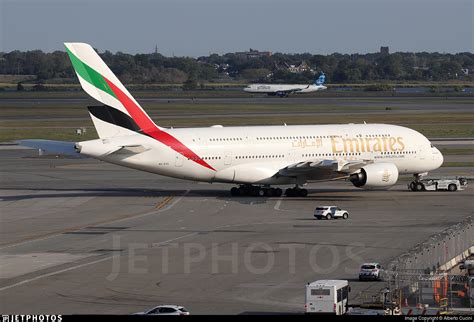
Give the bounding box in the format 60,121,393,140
64,42,161,139
315,72,326,85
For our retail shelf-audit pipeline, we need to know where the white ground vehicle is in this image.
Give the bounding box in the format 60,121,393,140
305,280,350,315
409,177,467,192
359,263,383,281
134,305,189,315
314,206,349,220
460,259,474,276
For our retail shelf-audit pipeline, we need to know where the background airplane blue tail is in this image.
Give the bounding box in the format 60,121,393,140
315,72,326,85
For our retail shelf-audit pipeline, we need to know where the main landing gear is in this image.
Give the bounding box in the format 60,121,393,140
230,185,282,197
229,185,308,197
284,187,308,197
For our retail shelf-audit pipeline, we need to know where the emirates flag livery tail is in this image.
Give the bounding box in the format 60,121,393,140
64,42,215,171
64,42,160,138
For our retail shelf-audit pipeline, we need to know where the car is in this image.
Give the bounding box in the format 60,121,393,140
314,206,349,220
134,305,190,315
359,263,383,281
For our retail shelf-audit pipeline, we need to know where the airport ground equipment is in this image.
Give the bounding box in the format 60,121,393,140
408,177,467,192
305,280,350,315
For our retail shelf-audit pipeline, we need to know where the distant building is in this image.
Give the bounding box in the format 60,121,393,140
287,61,313,74
380,46,389,55
413,66,430,71
235,48,272,59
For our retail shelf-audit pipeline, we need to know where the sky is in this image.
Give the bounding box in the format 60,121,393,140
1,0,473,56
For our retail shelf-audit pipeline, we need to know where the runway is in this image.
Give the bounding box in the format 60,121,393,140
1,147,473,314
2,96,474,106
1,96,473,122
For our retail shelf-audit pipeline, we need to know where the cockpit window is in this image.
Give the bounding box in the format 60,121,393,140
430,144,434,148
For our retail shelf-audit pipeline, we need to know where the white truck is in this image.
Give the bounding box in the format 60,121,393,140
305,280,350,315
408,177,467,192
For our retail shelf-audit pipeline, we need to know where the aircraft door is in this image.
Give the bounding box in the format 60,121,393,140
224,152,232,165
175,153,184,167
288,149,298,162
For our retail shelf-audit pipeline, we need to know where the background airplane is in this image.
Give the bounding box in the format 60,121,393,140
243,73,327,97
20,43,443,198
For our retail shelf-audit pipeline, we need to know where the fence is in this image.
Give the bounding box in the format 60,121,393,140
388,215,474,274
383,215,474,311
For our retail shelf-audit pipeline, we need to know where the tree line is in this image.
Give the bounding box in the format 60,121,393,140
0,49,472,85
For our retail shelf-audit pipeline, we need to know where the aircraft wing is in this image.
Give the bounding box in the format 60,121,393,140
277,158,373,181
17,139,84,158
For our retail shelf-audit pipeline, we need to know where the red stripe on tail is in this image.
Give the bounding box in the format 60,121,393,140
104,78,215,172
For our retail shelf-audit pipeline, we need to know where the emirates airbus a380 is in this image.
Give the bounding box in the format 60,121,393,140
21,43,444,197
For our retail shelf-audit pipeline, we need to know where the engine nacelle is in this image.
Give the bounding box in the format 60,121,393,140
350,162,399,188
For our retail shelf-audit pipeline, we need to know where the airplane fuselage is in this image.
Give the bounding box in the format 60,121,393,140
244,83,326,95
77,123,443,186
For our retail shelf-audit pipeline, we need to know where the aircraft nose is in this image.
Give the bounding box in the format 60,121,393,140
434,147,444,168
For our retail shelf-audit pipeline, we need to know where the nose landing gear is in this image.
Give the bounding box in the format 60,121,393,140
409,174,426,191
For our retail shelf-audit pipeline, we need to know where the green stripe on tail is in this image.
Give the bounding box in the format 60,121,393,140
65,47,117,99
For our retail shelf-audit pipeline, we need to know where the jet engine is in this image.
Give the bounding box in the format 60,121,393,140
350,162,398,188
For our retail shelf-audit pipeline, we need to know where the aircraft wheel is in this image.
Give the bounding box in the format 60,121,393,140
230,187,239,196
415,183,424,191
264,188,273,197
257,188,265,197
448,184,457,192
274,188,283,197
285,188,294,197
300,189,308,197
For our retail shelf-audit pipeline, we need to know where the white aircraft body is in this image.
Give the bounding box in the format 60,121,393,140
21,43,443,197
244,73,327,97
